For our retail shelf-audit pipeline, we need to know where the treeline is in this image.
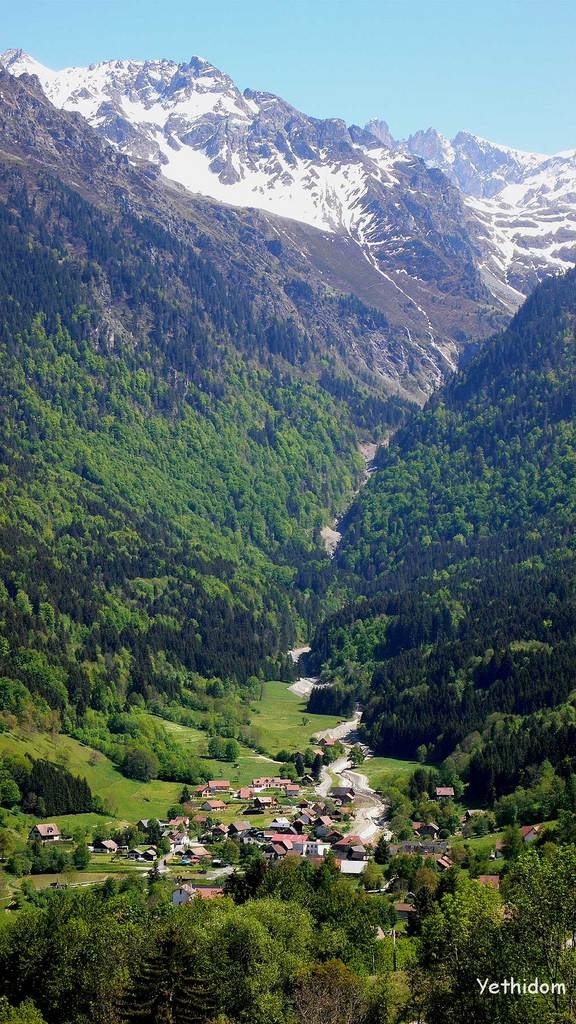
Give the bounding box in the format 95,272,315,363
0,756,94,816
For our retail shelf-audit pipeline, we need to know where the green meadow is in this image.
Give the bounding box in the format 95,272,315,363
361,755,421,791
247,680,341,753
0,682,340,834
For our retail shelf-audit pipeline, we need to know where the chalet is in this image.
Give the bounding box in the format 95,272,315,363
172,883,197,906
395,902,417,922
228,821,252,837
521,824,540,843
211,823,229,837
330,787,355,805
208,780,231,793
319,738,337,749
493,838,505,859
200,800,226,812
193,785,210,799
282,783,300,797
136,819,149,831
413,821,440,839
93,838,118,854
29,824,61,843
168,816,190,829
435,787,455,799
237,787,254,801
478,874,501,890
434,855,454,872
267,817,292,832
463,809,483,820
188,844,211,860
143,848,157,861
333,836,367,860
313,815,334,837
253,795,277,810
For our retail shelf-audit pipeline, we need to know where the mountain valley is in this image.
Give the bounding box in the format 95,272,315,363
0,36,575,1024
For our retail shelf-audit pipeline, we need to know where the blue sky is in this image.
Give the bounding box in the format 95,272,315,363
2,0,574,153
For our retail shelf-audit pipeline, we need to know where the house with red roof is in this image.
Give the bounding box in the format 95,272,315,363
200,799,226,812
435,786,455,799
208,780,231,793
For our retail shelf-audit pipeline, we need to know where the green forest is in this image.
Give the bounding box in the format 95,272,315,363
307,268,576,805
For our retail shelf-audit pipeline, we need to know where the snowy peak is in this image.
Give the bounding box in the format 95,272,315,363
404,127,546,198
1,48,574,364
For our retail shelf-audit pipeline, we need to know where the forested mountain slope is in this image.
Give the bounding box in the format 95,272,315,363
308,268,576,799
0,69,419,738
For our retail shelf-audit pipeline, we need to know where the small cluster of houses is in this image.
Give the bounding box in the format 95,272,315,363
27,771,545,912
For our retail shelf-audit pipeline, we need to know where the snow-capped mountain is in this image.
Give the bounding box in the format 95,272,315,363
1,47,574,380
403,128,576,298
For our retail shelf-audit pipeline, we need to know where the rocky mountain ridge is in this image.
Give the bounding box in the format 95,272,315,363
2,48,574,383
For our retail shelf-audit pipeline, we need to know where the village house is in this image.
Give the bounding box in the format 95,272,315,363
188,843,211,860
208,780,231,793
252,795,277,810
395,902,417,922
313,815,334,838
251,776,286,791
237,787,254,801
167,816,190,829
200,799,226,812
478,874,501,890
413,821,440,839
193,784,210,799
127,847,157,861
434,854,454,871
281,783,300,797
228,821,252,837
29,824,61,843
333,836,368,860
435,786,455,799
164,832,189,855
330,786,355,805
93,838,118,854
521,824,540,843
172,883,197,906
267,816,293,832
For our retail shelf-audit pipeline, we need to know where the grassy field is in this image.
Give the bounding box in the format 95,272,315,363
154,716,282,786
247,681,342,754
362,756,421,790
0,728,183,825
0,680,334,832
